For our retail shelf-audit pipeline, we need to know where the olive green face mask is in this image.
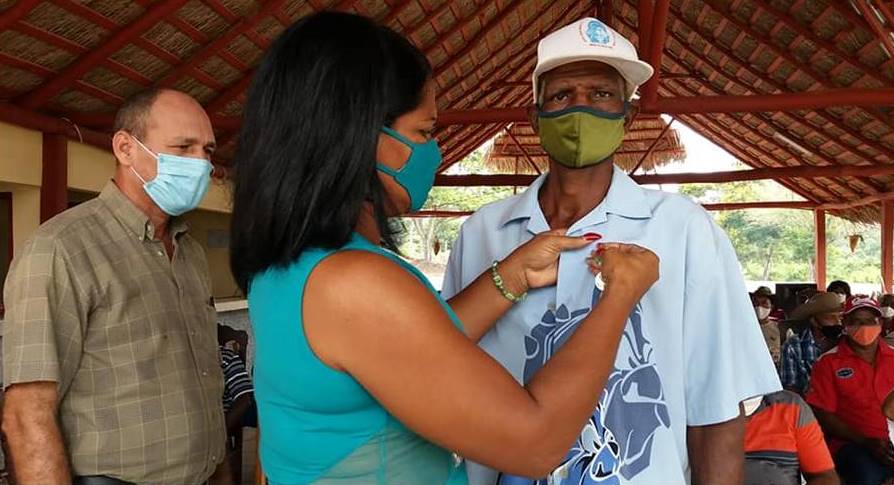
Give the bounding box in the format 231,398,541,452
537,105,627,168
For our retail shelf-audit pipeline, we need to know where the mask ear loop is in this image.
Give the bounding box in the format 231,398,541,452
128,134,157,185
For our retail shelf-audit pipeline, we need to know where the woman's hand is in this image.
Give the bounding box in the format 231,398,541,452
497,229,595,295
587,243,659,304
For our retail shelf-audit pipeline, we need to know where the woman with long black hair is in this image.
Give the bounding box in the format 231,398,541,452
230,11,659,485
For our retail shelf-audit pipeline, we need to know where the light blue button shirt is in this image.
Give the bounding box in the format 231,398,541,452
442,166,781,485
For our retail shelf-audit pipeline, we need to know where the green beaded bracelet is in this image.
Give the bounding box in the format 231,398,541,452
491,260,526,303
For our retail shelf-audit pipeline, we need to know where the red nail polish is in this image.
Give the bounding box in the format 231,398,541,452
583,233,602,241
595,245,606,255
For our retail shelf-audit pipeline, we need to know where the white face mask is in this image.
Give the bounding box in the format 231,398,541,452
882,307,894,319
755,306,771,321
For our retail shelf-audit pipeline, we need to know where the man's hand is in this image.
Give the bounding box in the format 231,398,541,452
864,438,894,467
804,469,840,485
2,382,71,485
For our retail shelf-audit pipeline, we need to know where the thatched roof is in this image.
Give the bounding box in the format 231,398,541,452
1,0,893,221
485,115,685,174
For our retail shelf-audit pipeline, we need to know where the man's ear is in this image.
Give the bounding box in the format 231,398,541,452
112,131,135,167
527,104,539,131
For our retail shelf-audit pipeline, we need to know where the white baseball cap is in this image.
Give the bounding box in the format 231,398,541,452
532,18,654,103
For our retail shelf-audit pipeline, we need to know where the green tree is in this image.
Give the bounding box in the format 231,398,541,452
681,179,882,285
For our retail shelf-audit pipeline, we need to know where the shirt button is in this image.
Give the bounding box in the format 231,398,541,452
202,370,209,377
157,250,164,256
212,455,217,461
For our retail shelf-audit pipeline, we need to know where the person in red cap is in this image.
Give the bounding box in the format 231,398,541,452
806,296,894,485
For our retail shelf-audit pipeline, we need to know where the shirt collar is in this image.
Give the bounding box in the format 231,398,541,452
99,181,189,241
835,337,892,360
499,165,653,232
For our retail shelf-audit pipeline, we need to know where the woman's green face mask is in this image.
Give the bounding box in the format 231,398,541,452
536,105,627,169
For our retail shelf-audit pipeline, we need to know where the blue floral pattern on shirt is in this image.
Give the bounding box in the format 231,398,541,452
504,288,670,485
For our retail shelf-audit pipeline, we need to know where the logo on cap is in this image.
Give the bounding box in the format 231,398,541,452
581,19,615,47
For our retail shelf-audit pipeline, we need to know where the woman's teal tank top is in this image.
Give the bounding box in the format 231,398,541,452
248,233,468,485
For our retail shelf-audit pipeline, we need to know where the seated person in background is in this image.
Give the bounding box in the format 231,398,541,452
753,286,782,370
880,294,894,339
744,390,838,485
217,325,255,438
885,390,894,456
782,292,843,395
210,328,256,485
807,297,894,485
827,281,852,305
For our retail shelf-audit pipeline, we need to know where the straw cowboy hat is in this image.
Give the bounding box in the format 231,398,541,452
790,292,842,321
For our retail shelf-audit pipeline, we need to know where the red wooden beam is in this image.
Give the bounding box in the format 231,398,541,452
209,104,529,130
380,0,416,26
406,202,817,218
751,0,890,87
504,126,541,175
648,88,894,114
438,0,583,111
0,0,41,31
205,0,239,22
40,134,69,223
702,201,816,211
700,0,894,129
434,163,894,187
494,147,681,157
431,0,526,80
815,209,827,290
855,0,894,57
816,191,894,211
438,107,528,125
663,81,867,200
433,0,560,102
636,164,894,184
631,10,888,199
0,103,111,150
406,210,474,218
205,0,414,125
638,0,654,62
205,71,255,115
17,0,191,109
640,0,669,109
157,0,288,88
882,200,894,292
597,0,614,27
442,89,894,124
629,117,674,175
667,111,826,203
648,12,894,166
644,34,884,198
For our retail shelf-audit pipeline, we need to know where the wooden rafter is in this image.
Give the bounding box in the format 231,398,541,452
0,0,41,31
157,0,291,88
616,9,890,197
655,12,894,165
17,0,192,109
697,0,894,130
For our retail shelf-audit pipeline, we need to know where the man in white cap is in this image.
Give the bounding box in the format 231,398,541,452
442,18,780,485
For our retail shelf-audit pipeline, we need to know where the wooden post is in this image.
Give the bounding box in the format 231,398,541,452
882,200,894,293
40,134,68,223
815,209,827,291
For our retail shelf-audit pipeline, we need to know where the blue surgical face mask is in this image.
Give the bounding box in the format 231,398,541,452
130,136,212,216
375,127,442,212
